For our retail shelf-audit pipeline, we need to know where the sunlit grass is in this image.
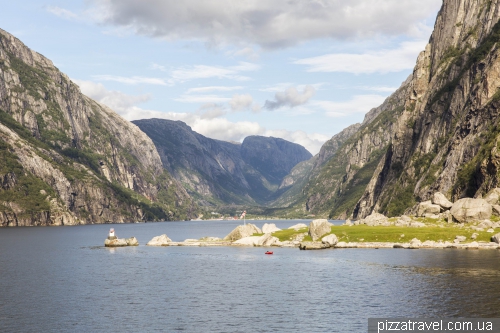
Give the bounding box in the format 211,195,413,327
265,224,495,243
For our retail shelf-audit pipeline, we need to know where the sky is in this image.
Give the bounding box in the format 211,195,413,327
0,0,442,154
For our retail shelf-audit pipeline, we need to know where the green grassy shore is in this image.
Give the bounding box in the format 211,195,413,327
264,217,499,244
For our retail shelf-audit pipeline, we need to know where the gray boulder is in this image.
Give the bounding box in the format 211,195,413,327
432,192,453,209
477,220,493,229
455,235,467,243
417,201,441,217
262,223,281,234
321,234,338,247
358,213,388,226
147,234,172,246
223,223,262,241
484,188,500,205
299,242,330,250
491,233,500,243
126,237,139,246
492,205,500,216
308,219,333,241
450,198,492,223
104,238,128,247
233,234,281,247
409,238,422,249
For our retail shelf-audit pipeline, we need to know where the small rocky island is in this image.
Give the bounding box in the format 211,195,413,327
145,190,500,251
104,228,139,247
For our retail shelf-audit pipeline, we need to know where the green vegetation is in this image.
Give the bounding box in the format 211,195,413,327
0,110,49,149
328,148,386,218
453,122,500,196
330,224,491,243
271,227,310,242
7,53,50,100
0,139,54,214
382,182,417,217
268,223,493,244
438,46,465,68
433,18,500,105
60,147,102,175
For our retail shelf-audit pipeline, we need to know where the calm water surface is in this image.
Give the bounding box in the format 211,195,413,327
1,219,500,332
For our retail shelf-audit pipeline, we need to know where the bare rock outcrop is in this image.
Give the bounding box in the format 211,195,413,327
308,219,333,241
299,242,331,250
147,234,172,246
356,213,388,226
484,188,500,205
432,192,453,209
233,233,281,247
493,205,500,216
450,198,492,223
262,223,281,234
491,233,500,243
321,234,338,247
417,201,442,217
223,223,262,241
104,237,138,247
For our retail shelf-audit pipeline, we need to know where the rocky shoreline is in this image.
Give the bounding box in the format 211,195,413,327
140,219,500,251
105,189,500,249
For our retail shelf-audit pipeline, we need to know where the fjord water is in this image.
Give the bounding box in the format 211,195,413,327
1,220,500,333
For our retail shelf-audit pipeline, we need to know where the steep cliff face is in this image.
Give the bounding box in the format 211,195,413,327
295,0,500,219
0,28,197,226
133,119,312,206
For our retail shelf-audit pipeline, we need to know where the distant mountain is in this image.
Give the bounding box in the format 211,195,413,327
240,136,312,184
133,119,312,206
0,28,198,226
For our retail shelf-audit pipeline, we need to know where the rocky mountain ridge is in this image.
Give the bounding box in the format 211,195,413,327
288,0,500,220
133,118,312,206
0,28,197,226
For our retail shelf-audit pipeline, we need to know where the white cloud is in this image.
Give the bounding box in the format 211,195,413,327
229,47,260,61
167,62,259,83
46,6,79,21
229,94,261,113
294,40,427,74
263,129,329,155
260,82,326,93
174,95,231,104
265,85,316,110
86,0,441,49
73,79,152,113
150,63,167,72
229,94,253,112
186,86,243,94
357,86,398,93
314,95,387,117
92,75,169,85
196,103,227,120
